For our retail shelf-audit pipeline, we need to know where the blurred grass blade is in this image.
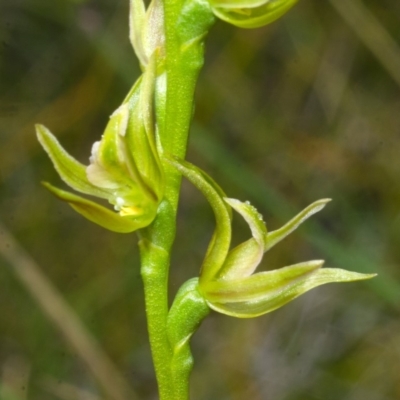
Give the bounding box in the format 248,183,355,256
0,221,138,400
329,0,400,89
42,377,101,400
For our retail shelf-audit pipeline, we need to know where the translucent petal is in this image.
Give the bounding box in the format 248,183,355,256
102,104,129,150
130,0,147,67
167,157,232,283
204,262,376,318
42,182,153,233
86,157,120,190
225,198,267,246
219,198,267,279
265,199,331,252
212,0,297,29
124,57,164,200
120,82,152,195
142,0,165,62
218,238,261,280
36,124,110,199
140,53,157,144
93,103,132,186
211,0,274,10
154,71,167,146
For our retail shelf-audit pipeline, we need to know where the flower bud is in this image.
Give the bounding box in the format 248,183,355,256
130,0,165,68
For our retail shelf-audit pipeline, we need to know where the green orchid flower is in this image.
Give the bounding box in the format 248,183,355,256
210,0,298,29
37,55,164,233
168,157,376,318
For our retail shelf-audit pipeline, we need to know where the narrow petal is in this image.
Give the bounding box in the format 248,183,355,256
140,53,157,144
93,102,131,185
211,0,275,10
94,104,129,170
129,0,147,67
142,0,165,62
204,262,376,318
265,199,331,252
224,198,267,245
42,182,151,233
120,78,155,195
154,71,167,146
139,53,164,190
212,0,298,29
206,260,323,303
125,58,164,200
36,124,110,199
86,159,120,190
167,157,232,283
218,238,261,280
218,198,267,279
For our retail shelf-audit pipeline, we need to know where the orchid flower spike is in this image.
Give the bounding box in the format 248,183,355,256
130,0,165,69
169,157,376,318
36,55,164,233
209,0,298,29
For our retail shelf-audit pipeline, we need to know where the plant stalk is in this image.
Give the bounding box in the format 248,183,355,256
139,2,215,400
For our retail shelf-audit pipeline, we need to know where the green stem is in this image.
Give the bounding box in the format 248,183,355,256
139,0,215,398
139,219,174,399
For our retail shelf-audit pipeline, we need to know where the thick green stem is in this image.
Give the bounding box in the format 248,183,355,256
139,221,174,399
139,0,215,398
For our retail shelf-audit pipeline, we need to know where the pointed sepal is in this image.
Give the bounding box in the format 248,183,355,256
130,0,147,66
167,157,232,283
265,199,331,252
211,0,298,29
36,124,111,199
203,260,376,318
42,182,152,233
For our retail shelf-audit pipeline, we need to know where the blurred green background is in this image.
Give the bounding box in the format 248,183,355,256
1,0,400,399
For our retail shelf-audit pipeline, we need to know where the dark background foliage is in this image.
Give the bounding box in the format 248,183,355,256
1,0,400,399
